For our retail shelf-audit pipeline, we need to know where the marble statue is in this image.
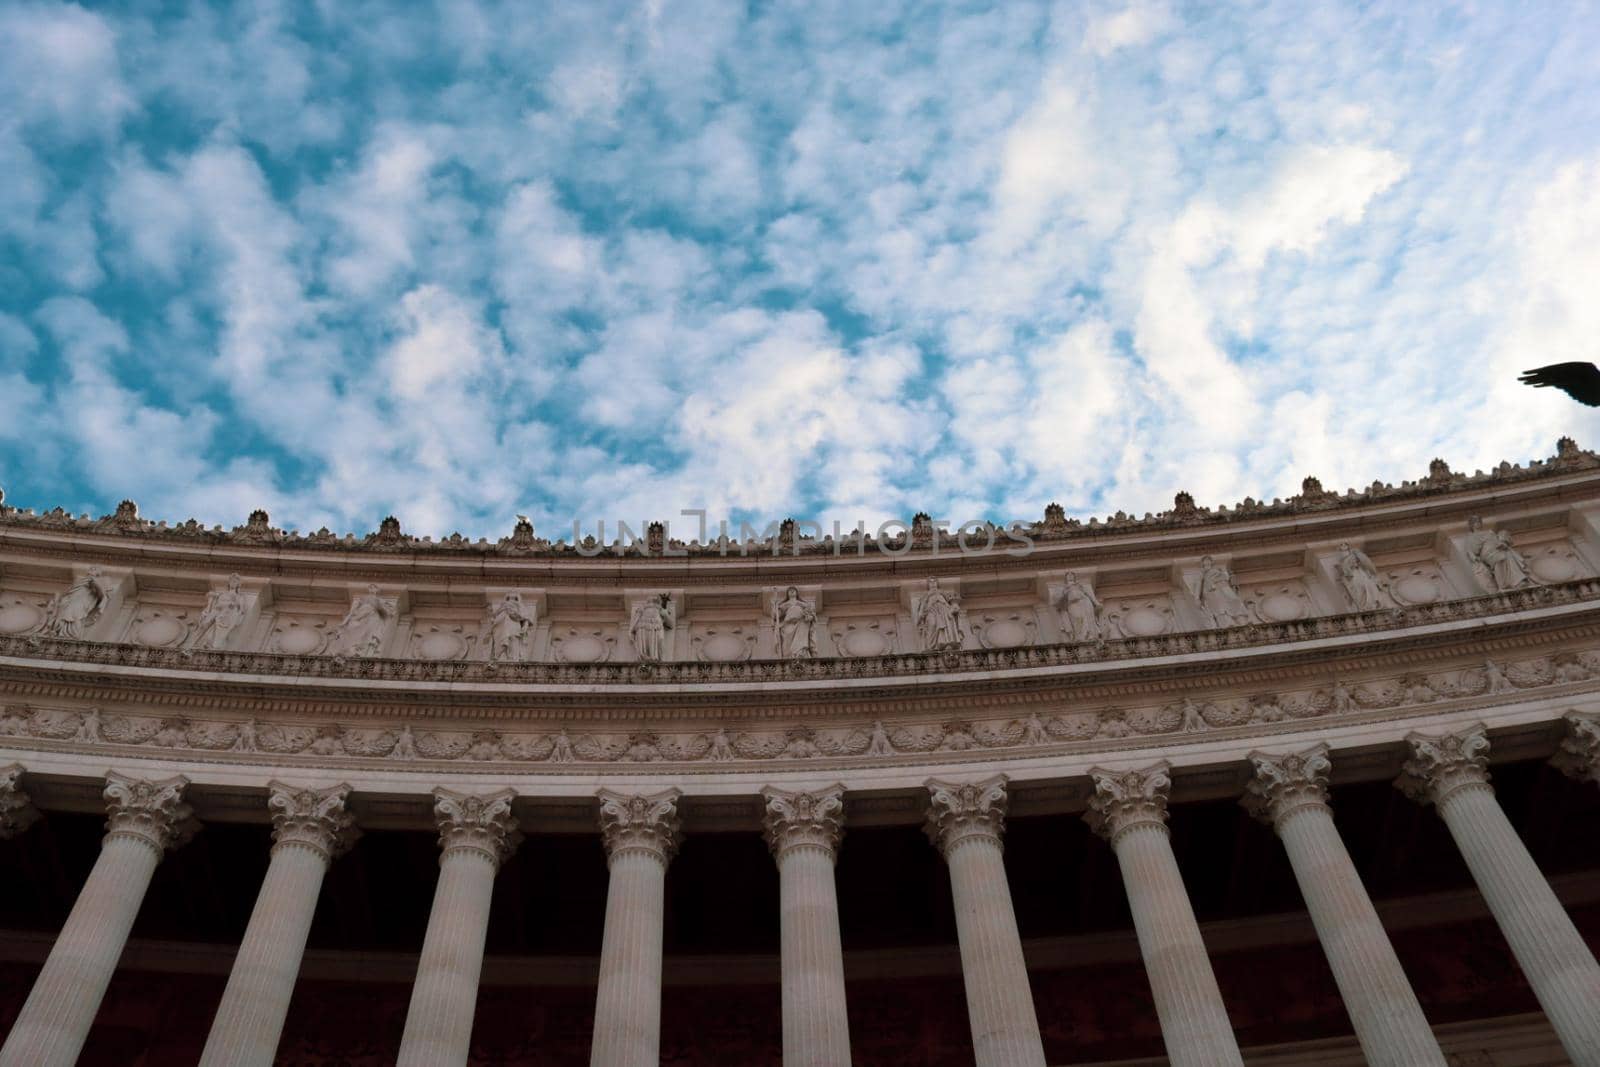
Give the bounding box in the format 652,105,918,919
187,574,248,650
1333,543,1390,611
1464,516,1537,592
629,593,675,662
328,584,392,657
486,592,536,663
1056,571,1105,642
1195,556,1251,628
914,577,965,651
40,567,107,639
772,587,817,659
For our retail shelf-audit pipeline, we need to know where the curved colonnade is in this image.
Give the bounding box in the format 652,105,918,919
2,446,1600,1064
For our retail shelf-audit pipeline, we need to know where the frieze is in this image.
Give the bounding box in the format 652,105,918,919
1,578,1597,690
1,442,1594,557
3,647,1596,773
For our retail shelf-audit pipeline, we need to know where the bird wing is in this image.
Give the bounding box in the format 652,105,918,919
1519,362,1600,406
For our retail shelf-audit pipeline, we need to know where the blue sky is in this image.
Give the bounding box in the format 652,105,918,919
2,1,1599,540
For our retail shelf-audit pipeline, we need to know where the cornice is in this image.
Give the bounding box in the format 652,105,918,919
0,441,1595,577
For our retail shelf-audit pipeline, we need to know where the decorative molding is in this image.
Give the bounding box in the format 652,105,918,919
432,787,520,867
1242,744,1332,827
761,784,845,858
0,762,39,838
1085,763,1171,844
596,788,681,865
1396,725,1492,807
103,771,197,852
267,781,359,861
924,775,1008,855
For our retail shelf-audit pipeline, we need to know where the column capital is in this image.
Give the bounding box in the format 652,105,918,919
267,781,360,862
0,763,40,839
1242,744,1332,827
761,784,845,859
104,771,197,853
597,788,682,865
1086,763,1171,844
924,774,1008,855
432,787,520,867
1551,711,1600,785
1396,725,1491,807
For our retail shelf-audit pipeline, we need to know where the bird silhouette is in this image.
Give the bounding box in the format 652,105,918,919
1520,362,1600,406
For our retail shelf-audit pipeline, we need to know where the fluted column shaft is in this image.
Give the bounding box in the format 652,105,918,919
1402,726,1600,1066
765,785,851,1066
397,787,520,1067
200,783,356,1067
590,789,681,1067
926,776,1046,1067
1090,764,1243,1067
1246,747,1446,1066
0,773,194,1067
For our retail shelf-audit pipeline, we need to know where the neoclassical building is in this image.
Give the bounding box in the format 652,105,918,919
2,444,1600,1066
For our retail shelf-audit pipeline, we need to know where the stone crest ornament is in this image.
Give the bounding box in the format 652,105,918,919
39,567,107,639
1055,571,1106,642
1085,764,1172,843
103,771,199,852
628,593,676,663
186,574,248,650
1195,557,1251,628
1333,543,1391,611
1395,725,1492,806
267,782,359,860
327,585,393,657
913,577,965,651
771,586,817,659
597,788,682,863
1552,712,1600,785
1242,745,1332,826
431,787,520,866
924,775,1008,854
1464,517,1538,593
484,592,536,663
762,784,845,857
0,764,40,838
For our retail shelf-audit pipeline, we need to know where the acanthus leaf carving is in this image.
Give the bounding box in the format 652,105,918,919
104,771,198,852
924,774,1007,854
762,784,845,857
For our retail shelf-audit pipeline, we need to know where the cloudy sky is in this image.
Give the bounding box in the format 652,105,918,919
2,1,1598,540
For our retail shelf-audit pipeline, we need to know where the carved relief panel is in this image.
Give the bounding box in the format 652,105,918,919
1092,566,1180,638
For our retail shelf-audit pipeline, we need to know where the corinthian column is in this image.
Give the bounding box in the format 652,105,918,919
1552,711,1600,786
1087,764,1243,1067
763,784,852,1067
1398,725,1600,1065
0,772,197,1067
397,788,521,1067
924,775,1045,1067
0,763,40,839
589,789,681,1067
1244,746,1446,1066
200,782,359,1067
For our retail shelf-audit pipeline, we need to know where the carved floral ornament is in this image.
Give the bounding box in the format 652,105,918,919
1242,744,1333,827
596,788,682,863
1552,711,1600,784
103,771,199,852
432,787,521,866
1085,763,1173,843
0,646,1597,774
267,781,359,859
762,784,846,857
0,763,39,838
1395,725,1493,807
924,774,1008,854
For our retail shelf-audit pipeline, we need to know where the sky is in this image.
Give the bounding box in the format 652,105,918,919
2,1,1599,542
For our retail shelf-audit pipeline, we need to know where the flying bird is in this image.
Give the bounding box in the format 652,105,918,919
1520,362,1600,406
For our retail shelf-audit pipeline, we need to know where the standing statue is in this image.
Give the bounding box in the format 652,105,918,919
1464,516,1538,592
1195,556,1251,628
186,574,248,650
1055,572,1105,642
486,592,536,663
40,567,107,639
328,584,392,657
1333,543,1390,611
629,593,675,662
914,577,965,651
771,587,817,659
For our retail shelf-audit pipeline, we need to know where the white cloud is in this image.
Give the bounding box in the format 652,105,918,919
0,2,133,138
